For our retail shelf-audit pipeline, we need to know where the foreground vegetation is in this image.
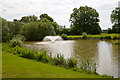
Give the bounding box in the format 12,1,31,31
2,51,103,78
2,43,113,78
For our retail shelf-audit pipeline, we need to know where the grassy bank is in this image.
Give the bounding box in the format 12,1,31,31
67,33,120,40
2,51,104,78
2,43,112,78
2,43,110,78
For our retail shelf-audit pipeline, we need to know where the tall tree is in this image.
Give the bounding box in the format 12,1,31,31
111,7,120,33
40,13,54,22
20,15,38,23
22,18,55,41
70,6,101,34
8,21,24,35
1,18,11,42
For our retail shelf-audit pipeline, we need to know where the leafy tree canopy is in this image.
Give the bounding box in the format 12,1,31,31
20,15,38,23
70,6,101,34
111,7,120,33
40,13,54,22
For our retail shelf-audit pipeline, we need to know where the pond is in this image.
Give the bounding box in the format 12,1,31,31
25,40,119,78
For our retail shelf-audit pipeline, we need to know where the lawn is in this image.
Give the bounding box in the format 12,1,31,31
2,43,104,78
67,33,120,39
2,51,104,78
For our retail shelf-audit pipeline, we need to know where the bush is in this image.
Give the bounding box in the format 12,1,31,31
36,52,49,63
100,36,104,40
61,34,68,40
113,36,118,40
10,35,25,47
104,36,111,39
80,57,96,72
82,32,87,39
67,58,77,68
107,36,111,39
52,54,66,67
104,36,108,39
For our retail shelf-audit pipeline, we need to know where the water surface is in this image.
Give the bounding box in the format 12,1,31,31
25,40,119,78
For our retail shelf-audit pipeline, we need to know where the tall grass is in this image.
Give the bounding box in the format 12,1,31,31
80,57,96,72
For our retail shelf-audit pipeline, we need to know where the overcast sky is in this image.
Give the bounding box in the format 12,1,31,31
0,0,119,29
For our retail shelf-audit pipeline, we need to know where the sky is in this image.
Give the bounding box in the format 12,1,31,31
0,0,119,29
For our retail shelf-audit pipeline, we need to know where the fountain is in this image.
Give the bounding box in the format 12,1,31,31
43,36,63,43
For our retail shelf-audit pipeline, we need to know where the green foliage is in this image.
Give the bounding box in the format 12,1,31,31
104,36,112,39
51,22,60,35
80,57,96,72
22,20,56,41
82,32,87,39
107,28,112,34
36,52,49,63
40,13,54,22
19,48,36,59
114,41,120,45
20,15,38,23
70,6,101,35
60,28,70,35
10,35,25,47
37,19,56,40
101,74,114,78
21,22,38,41
61,34,68,40
51,54,66,67
8,21,24,35
111,7,120,33
67,58,77,68
2,18,11,42
113,36,118,40
3,51,105,78
70,26,81,35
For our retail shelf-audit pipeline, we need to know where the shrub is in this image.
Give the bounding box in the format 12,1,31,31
107,36,111,39
113,36,118,40
36,52,49,63
18,48,36,59
10,35,25,47
61,34,68,40
104,36,111,39
104,36,108,39
100,36,104,39
80,57,96,72
82,32,87,39
67,58,77,68
52,54,66,67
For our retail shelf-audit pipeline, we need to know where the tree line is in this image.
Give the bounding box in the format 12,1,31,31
1,6,120,42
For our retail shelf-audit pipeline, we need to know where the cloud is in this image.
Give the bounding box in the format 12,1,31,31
0,0,119,29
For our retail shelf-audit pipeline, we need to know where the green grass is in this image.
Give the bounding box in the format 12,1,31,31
2,51,103,78
67,33,120,39
2,43,104,78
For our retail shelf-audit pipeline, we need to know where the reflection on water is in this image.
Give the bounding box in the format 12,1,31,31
97,41,118,78
25,40,119,78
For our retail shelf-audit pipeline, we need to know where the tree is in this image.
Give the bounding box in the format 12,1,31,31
2,18,11,42
22,18,55,41
37,18,55,40
61,28,70,35
51,22,60,35
21,22,38,41
20,15,38,23
111,7,120,33
39,13,54,22
8,21,24,36
107,28,112,34
70,6,101,35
